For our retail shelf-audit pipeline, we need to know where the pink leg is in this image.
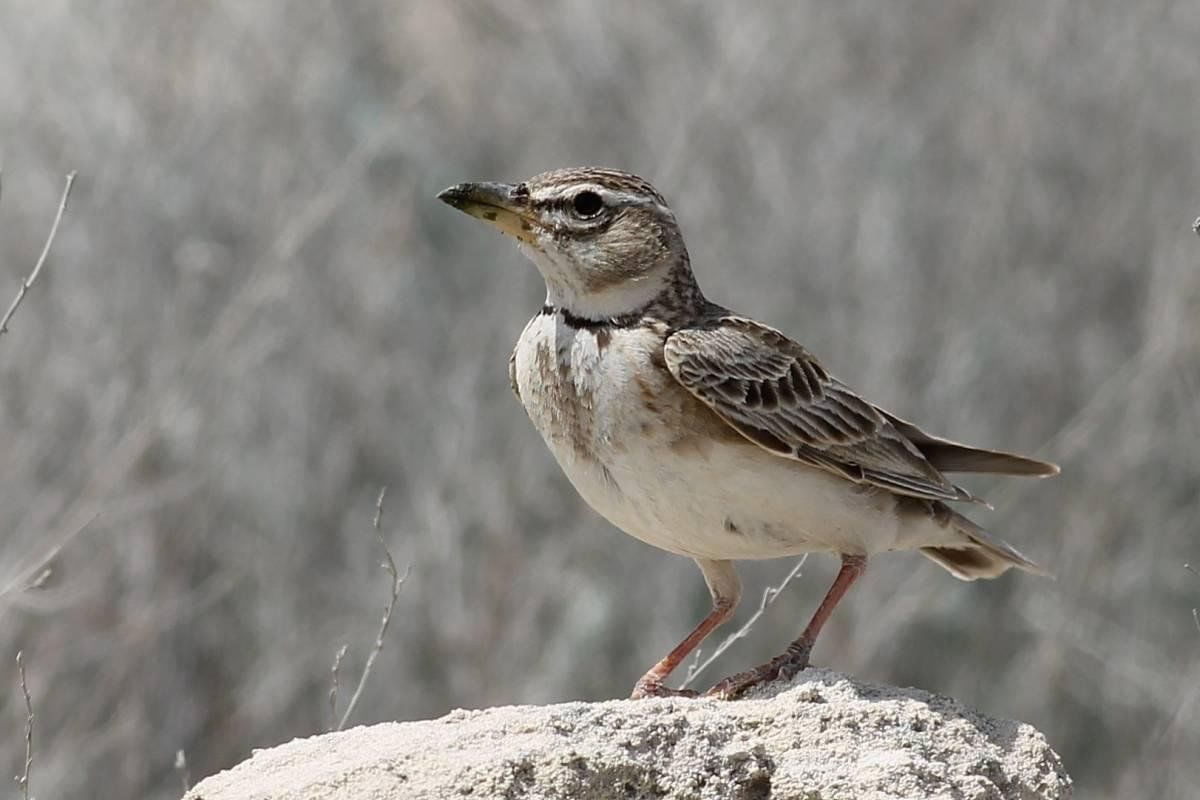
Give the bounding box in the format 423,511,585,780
631,599,736,698
706,554,866,699
631,559,741,699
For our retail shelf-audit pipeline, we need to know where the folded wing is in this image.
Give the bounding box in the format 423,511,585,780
663,317,1050,504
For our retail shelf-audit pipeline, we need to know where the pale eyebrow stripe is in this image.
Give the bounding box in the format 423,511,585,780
535,185,671,215
593,187,671,213
605,190,658,207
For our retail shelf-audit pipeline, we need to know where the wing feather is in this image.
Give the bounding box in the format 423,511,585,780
664,317,981,504
876,408,1059,476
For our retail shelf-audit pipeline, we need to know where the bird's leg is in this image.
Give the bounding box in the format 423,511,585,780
706,554,866,699
631,559,741,699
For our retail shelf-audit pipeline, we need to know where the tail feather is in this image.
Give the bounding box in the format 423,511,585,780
918,504,1051,581
921,546,1014,580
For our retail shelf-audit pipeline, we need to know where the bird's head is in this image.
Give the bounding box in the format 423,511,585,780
438,167,693,320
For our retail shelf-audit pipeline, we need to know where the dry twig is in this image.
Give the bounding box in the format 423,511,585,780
335,487,409,731
0,513,99,602
0,171,76,338
682,555,808,688
15,651,33,800
1186,563,1200,635
25,568,52,591
328,644,348,732
174,749,191,794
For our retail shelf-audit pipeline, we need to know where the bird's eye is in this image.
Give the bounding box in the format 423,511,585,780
571,190,604,219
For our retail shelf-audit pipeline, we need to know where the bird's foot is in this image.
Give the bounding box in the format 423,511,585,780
705,642,812,700
630,676,700,700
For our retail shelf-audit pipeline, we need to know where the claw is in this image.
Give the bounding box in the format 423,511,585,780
704,645,811,699
630,678,700,700
705,669,766,700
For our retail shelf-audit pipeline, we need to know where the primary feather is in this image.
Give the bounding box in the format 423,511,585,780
877,409,1059,476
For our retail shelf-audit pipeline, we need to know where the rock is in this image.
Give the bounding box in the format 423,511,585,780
186,670,1071,800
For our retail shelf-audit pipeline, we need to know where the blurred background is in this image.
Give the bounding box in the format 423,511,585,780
1,2,1198,798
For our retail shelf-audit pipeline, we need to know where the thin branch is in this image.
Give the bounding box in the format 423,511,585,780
26,568,52,591
0,171,76,338
174,749,190,794
682,555,808,688
15,651,33,800
328,644,348,732
0,511,99,600
337,487,409,731
2,477,189,603
1186,563,1200,635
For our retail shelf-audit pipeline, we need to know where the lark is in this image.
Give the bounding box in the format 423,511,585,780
437,167,1058,700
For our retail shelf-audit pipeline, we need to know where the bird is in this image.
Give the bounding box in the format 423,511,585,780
437,167,1058,700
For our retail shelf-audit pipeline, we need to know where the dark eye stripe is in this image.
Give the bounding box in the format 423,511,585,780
534,191,607,215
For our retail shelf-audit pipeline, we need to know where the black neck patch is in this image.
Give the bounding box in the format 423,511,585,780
540,304,643,330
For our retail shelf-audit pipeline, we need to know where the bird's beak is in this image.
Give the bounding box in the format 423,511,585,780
436,182,536,244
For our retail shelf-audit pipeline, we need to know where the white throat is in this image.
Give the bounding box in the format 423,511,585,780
543,274,670,319
519,242,671,320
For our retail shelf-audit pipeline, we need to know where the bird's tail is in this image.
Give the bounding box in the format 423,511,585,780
919,505,1050,581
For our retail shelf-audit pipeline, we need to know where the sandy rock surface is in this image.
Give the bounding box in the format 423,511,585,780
186,670,1071,800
